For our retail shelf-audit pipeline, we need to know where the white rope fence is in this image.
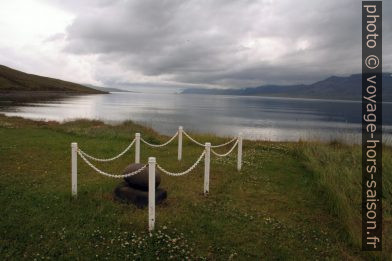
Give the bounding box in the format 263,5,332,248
211,139,239,157
78,149,147,178
157,150,206,176
140,131,178,148
182,130,205,147
210,137,238,148
78,139,136,162
183,129,237,148
134,126,241,163
70,126,243,231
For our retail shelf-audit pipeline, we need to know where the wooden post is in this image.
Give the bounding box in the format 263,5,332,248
237,133,242,171
148,157,156,231
178,126,183,161
135,133,140,163
71,142,78,197
204,142,210,195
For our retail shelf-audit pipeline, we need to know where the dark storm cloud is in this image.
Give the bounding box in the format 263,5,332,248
48,0,392,87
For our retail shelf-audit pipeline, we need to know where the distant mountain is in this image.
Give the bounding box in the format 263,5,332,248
182,73,392,101
0,65,106,94
85,84,135,93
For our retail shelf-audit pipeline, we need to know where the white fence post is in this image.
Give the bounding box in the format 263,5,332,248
148,157,156,231
71,142,78,197
135,133,140,163
178,126,183,161
204,142,210,195
237,133,242,171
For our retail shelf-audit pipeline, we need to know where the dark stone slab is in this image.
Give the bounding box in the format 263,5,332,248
123,163,161,191
114,182,167,208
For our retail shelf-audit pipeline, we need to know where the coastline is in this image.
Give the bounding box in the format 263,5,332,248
0,90,107,104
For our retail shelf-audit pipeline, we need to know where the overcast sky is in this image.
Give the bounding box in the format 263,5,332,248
0,0,390,90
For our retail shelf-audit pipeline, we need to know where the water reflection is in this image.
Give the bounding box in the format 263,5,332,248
1,92,392,143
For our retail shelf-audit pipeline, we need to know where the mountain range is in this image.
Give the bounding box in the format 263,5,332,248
182,73,392,101
1,64,391,102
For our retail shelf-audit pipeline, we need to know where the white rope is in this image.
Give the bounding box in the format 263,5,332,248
211,139,239,157
183,130,237,148
78,150,147,178
157,150,206,176
140,131,178,148
78,139,136,162
182,130,205,146
210,137,238,148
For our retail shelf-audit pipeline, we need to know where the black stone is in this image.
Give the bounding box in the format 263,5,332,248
123,163,161,191
114,182,167,208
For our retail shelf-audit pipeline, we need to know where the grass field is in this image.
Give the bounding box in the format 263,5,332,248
0,114,390,260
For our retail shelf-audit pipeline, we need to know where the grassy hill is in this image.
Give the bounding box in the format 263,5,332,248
0,64,106,96
0,114,390,259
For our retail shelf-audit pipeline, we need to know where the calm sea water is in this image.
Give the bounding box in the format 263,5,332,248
2,92,392,143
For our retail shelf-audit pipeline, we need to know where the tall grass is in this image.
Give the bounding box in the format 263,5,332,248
298,141,391,259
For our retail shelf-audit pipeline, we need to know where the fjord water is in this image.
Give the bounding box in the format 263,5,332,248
2,92,392,143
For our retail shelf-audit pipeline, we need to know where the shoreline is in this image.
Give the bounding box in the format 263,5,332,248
0,90,107,104
0,113,375,147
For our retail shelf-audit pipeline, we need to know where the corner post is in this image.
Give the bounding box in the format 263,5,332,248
178,126,183,161
237,133,243,171
71,142,78,197
148,157,156,231
135,133,140,163
204,142,210,195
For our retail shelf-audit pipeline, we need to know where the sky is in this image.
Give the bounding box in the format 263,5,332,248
0,0,390,90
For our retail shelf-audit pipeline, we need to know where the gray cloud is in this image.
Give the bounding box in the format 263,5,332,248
50,0,392,88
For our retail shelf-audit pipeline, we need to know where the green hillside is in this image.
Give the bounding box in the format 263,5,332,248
0,64,105,94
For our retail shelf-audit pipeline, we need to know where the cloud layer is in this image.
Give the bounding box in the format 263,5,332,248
2,0,391,88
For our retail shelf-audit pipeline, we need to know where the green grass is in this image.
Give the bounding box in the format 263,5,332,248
0,114,390,260
298,142,391,258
